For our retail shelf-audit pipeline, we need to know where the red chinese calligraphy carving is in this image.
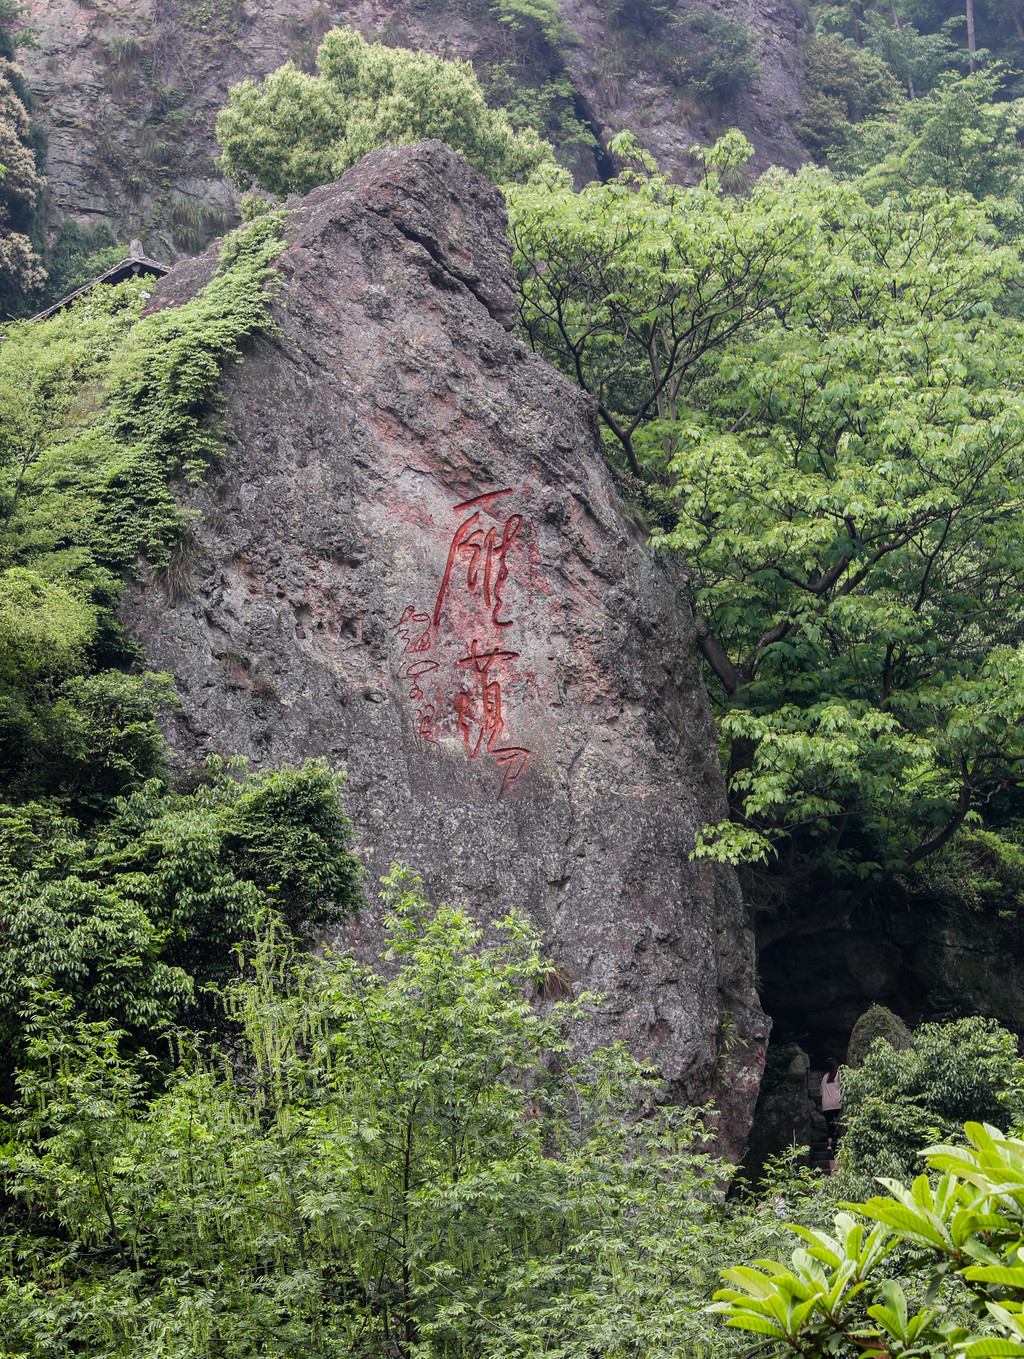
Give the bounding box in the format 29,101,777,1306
394,605,432,654
392,606,438,740
453,639,530,795
393,489,532,797
433,489,523,629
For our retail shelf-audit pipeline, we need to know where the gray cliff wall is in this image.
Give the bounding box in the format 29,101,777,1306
21,0,807,260
121,141,769,1156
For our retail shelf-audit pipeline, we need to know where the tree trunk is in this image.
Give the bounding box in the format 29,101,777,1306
966,0,977,73
889,0,916,97
852,2,865,48
1013,6,1024,42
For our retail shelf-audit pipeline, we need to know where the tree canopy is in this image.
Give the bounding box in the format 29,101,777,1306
216,26,552,197
0,59,44,311
838,69,1024,204
509,136,1024,912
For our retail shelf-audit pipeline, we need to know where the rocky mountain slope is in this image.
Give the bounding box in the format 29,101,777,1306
21,0,808,260
120,140,769,1154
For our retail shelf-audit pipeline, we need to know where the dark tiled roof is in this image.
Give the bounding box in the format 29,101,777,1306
28,253,171,323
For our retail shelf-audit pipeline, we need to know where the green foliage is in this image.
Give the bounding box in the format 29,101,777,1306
671,8,762,106
0,57,44,315
589,0,759,116
0,670,169,817
840,70,1024,204
0,757,362,1081
906,820,1024,917
511,141,1024,900
840,1017,1024,1185
0,208,353,1113
862,10,963,96
103,208,285,487
0,213,285,817
815,3,963,94
897,0,1024,72
167,194,231,253
711,1121,1024,1358
812,0,1018,88
213,759,364,930
29,218,124,315
0,210,284,594
0,195,368,1300
216,26,552,197
0,0,37,61
491,0,573,51
379,0,589,162
0,282,142,556
662,196,1024,880
0,869,774,1356
508,132,812,480
0,567,95,685
26,670,175,815
484,62,594,163
713,1212,911,1356
796,36,901,158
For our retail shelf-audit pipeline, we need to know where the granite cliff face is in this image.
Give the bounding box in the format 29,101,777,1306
20,0,808,260
121,140,768,1155
560,0,808,180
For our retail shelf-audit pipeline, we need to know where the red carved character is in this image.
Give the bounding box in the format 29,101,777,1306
453,640,530,795
433,490,523,629
392,490,533,796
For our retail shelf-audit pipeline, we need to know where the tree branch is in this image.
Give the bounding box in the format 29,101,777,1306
903,773,974,869
693,617,740,697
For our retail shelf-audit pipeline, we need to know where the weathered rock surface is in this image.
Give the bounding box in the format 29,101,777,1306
847,1005,912,1069
19,0,808,259
743,1044,821,1178
560,0,809,181
121,140,768,1156
760,898,1024,1060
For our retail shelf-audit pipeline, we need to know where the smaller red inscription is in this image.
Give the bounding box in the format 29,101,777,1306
392,606,438,740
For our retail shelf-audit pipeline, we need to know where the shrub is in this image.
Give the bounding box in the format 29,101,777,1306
840,1015,1024,1184
712,1123,1024,1357
0,757,363,1082
796,36,901,159
0,870,749,1356
216,26,552,195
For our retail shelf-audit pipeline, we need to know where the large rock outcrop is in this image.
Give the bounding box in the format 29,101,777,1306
122,140,768,1156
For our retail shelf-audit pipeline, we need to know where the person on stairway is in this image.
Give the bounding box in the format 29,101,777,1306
821,1056,843,1159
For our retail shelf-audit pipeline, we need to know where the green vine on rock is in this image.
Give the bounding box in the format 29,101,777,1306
0,208,285,641
105,208,284,495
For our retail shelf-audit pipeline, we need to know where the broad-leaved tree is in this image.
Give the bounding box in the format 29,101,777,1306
510,140,1024,913
216,26,551,196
